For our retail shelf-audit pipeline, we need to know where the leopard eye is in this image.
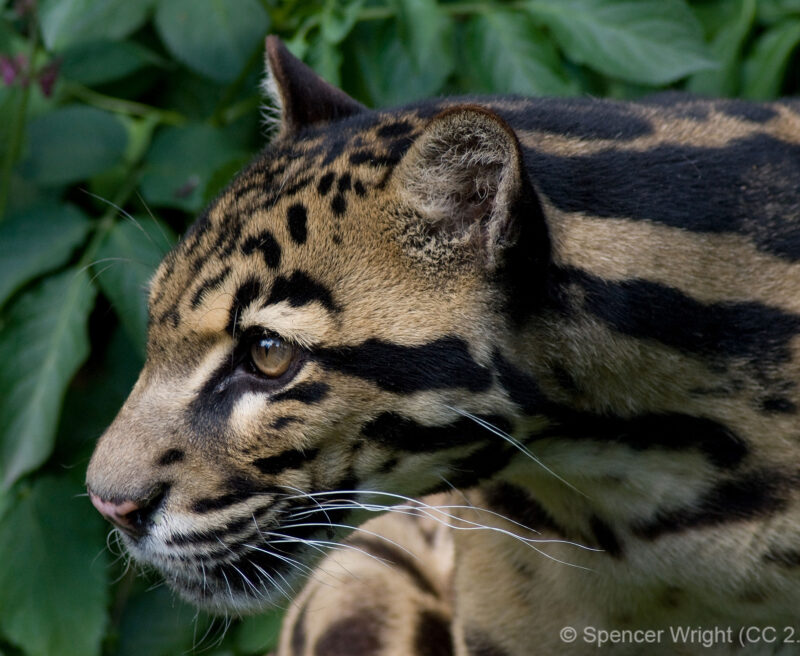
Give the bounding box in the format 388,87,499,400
250,336,295,378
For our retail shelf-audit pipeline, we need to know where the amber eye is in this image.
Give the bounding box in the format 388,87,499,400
250,336,295,378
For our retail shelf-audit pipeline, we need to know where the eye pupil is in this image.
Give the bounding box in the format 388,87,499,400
250,337,294,377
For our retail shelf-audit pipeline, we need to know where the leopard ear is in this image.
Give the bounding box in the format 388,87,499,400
263,36,366,135
393,106,533,269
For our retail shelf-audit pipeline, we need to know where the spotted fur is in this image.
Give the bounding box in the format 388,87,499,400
87,37,800,655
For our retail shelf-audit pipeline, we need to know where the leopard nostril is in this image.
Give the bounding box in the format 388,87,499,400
88,486,168,539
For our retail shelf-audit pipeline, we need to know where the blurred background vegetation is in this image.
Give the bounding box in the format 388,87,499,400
0,0,799,654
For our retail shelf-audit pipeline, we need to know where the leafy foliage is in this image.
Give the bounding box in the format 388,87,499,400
0,1,797,654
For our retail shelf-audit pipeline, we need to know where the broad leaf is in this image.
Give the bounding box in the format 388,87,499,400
39,0,155,50
96,217,176,355
527,0,717,84
461,11,575,96
234,611,283,654
18,106,128,186
115,587,212,656
0,269,96,489
742,19,800,99
154,0,270,82
348,20,453,106
55,327,142,460
140,123,248,211
0,475,108,656
60,39,165,86
0,202,90,308
320,0,364,44
687,0,756,96
394,0,454,90
757,0,800,24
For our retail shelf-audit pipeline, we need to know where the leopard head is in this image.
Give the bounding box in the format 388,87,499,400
86,36,549,612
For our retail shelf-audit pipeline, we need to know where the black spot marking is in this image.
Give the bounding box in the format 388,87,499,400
590,515,622,557
337,172,351,193
633,470,789,539
760,396,797,414
347,537,438,596
157,449,184,466
492,350,548,415
272,415,301,430
464,629,509,656
764,548,800,568
331,193,347,215
314,610,383,656
266,271,338,312
287,203,308,245
159,307,180,328
559,267,800,364
448,443,516,488
272,382,329,404
494,350,749,469
499,97,653,141
717,99,777,123
548,412,748,470
361,412,509,453
317,171,335,195
349,149,400,168
415,610,453,656
483,482,560,534
190,267,231,309
524,134,800,260
189,476,265,514
354,179,366,196
253,448,319,476
377,120,414,139
241,230,281,269
317,336,492,394
226,277,263,336
291,603,308,656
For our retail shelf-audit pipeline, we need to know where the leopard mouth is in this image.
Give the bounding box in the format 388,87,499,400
118,499,354,612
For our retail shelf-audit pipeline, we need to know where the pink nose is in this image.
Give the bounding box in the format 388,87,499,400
88,491,145,538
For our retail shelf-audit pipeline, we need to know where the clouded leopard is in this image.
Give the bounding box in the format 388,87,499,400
87,36,800,655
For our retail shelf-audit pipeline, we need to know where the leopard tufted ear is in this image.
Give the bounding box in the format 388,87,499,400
393,106,535,270
263,36,366,135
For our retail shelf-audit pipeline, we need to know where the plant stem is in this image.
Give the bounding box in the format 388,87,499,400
0,5,40,223
62,83,187,126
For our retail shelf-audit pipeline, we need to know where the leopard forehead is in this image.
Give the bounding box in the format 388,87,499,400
145,110,461,351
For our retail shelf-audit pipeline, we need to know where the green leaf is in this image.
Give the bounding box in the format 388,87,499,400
686,0,755,96
307,35,343,86
320,0,364,44
757,0,800,24
154,0,270,82
55,327,142,460
18,105,128,186
527,0,717,84
60,39,165,86
0,269,96,489
348,20,452,106
115,587,212,656
0,475,108,656
96,217,176,355
0,202,90,308
742,19,800,100
234,611,283,654
140,123,248,211
39,0,155,50
461,11,575,96
393,0,454,89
